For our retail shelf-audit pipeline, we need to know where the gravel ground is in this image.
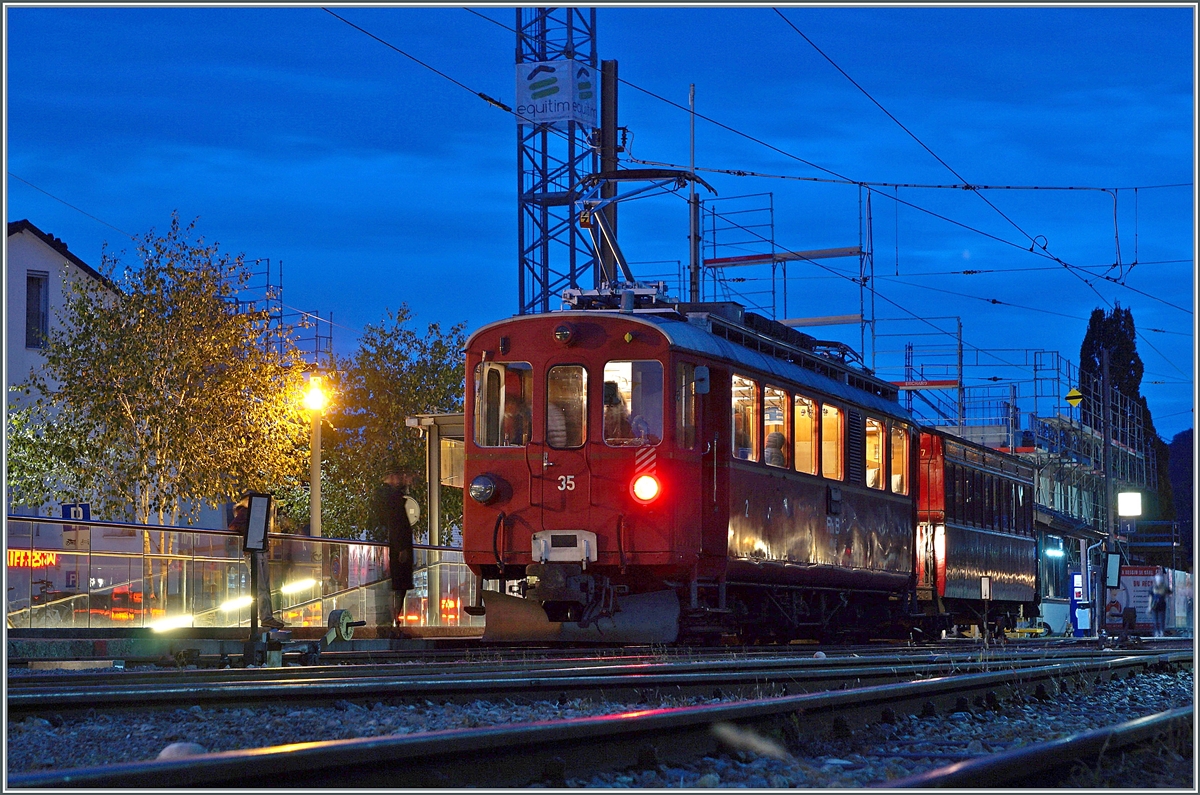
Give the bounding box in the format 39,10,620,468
6,666,1193,787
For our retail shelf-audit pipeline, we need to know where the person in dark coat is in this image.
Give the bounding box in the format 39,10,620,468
374,471,415,626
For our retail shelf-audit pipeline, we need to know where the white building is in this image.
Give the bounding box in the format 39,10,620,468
5,220,223,528
6,220,110,406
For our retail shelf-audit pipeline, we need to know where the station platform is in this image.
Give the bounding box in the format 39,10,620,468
6,626,484,668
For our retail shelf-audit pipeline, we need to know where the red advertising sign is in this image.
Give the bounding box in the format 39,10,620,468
7,549,58,568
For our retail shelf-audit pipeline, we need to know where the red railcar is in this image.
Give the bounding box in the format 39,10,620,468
916,429,1039,631
462,287,926,643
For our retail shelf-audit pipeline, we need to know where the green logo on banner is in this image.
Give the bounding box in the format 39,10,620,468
527,65,559,99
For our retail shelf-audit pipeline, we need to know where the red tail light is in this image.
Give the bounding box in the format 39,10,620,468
630,474,661,503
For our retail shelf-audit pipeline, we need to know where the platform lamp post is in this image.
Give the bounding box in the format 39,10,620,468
1117,491,1141,566
303,375,329,537
1117,491,1142,539
1110,491,1142,633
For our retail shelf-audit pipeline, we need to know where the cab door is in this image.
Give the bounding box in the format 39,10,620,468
528,363,591,531
698,363,730,560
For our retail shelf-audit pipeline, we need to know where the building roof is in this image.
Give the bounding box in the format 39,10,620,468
7,219,111,286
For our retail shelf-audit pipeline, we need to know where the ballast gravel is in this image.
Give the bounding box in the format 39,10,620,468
5,666,1193,787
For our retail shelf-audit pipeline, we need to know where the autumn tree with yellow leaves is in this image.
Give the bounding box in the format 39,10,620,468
8,213,311,525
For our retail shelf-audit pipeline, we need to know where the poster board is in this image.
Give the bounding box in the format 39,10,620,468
1103,565,1158,631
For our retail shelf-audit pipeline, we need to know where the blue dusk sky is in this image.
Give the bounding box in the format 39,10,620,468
4,4,1196,439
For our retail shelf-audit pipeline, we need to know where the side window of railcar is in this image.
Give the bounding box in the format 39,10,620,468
473,362,533,447
1017,483,1032,534
547,365,587,449
890,423,909,494
821,403,844,480
865,417,885,489
603,361,663,447
763,386,788,468
793,395,818,475
731,375,759,461
675,362,698,450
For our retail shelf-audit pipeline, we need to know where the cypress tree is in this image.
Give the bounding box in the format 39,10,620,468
1077,304,1174,522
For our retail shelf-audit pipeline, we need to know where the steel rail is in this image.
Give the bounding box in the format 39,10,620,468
10,642,1174,689
10,650,1187,717
8,653,1190,789
881,705,1194,788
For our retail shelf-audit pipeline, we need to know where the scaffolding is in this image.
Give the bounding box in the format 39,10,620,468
236,258,287,357
236,258,333,371
888,340,1157,536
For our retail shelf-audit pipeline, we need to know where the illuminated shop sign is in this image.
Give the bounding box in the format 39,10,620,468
7,549,59,568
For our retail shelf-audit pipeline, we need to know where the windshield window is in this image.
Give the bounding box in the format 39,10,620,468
547,365,587,448
473,362,532,447
603,361,663,447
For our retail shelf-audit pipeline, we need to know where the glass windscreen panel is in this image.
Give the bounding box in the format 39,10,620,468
675,362,697,450
473,362,533,447
547,365,587,449
603,360,664,446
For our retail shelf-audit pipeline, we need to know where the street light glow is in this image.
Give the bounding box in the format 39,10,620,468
303,373,329,538
303,376,328,413
1117,491,1142,517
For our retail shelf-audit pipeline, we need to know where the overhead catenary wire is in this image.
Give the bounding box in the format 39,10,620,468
252,7,1200,421
16,9,1187,397
691,189,1191,380
767,7,1191,377
8,172,135,240
775,6,1044,252
622,155,1192,317
321,7,585,145
461,7,1191,325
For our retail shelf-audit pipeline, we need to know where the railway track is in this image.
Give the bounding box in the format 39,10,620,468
885,705,1193,787
8,649,1191,788
7,646,1184,717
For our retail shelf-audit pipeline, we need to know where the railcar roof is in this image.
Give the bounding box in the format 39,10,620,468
469,310,912,422
637,312,911,422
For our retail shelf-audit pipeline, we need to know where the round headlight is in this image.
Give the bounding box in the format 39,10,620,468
469,474,498,504
553,323,576,345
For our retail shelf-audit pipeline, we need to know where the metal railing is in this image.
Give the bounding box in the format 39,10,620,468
5,516,483,632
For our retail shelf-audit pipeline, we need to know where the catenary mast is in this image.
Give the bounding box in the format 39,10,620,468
516,8,599,314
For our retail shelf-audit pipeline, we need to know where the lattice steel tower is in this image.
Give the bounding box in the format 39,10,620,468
516,8,599,314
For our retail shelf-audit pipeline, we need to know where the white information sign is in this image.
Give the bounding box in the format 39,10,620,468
245,494,272,552
515,59,597,127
